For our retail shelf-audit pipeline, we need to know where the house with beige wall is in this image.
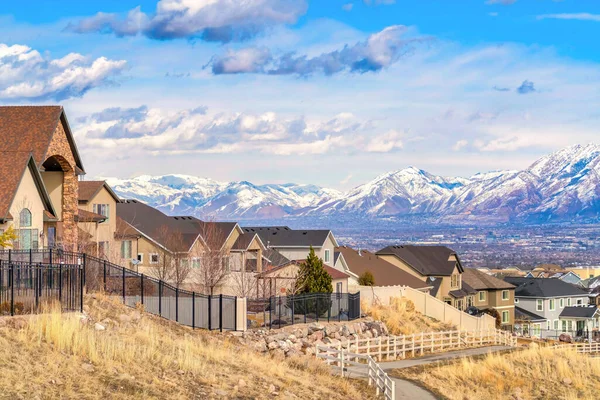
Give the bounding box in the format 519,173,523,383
77,181,120,258
462,268,516,328
0,153,57,250
376,245,473,311
241,226,338,266
0,106,86,250
115,199,265,295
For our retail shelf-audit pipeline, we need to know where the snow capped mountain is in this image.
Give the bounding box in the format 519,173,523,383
105,144,600,224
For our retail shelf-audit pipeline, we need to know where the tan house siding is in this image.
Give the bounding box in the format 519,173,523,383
0,167,46,249
79,185,118,257
42,172,63,220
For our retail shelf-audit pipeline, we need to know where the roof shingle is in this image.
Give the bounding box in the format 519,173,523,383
376,245,461,276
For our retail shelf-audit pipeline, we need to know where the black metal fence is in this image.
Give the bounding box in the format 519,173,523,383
0,250,238,331
248,292,361,329
0,260,83,316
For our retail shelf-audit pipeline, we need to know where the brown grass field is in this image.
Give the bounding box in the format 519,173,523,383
363,297,455,335
394,344,600,400
0,294,375,399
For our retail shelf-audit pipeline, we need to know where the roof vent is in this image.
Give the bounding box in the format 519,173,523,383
303,232,307,235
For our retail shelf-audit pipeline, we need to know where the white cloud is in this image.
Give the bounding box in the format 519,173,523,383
0,44,126,100
453,140,468,151
537,13,600,22
68,0,308,42
342,3,354,11
365,130,404,152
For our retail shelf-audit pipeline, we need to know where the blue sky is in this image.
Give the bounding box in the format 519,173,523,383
1,0,599,189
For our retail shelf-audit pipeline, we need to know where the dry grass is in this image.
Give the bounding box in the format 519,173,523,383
363,297,455,335
0,294,375,400
395,344,600,400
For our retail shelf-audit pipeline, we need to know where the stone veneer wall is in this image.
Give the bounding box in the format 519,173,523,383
45,120,78,250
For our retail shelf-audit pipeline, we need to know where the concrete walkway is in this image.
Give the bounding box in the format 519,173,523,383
345,346,513,400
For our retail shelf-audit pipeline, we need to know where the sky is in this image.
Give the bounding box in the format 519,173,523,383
1,0,599,190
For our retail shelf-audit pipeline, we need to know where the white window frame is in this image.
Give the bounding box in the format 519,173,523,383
559,298,564,308
502,311,509,324
324,249,331,263
121,240,132,259
502,290,509,301
577,298,583,306
567,298,572,306
549,299,555,311
515,298,519,304
137,253,143,263
150,253,159,264
191,257,200,269
536,299,544,312
553,319,559,330
478,291,486,302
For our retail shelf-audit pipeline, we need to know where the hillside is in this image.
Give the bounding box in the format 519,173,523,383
394,345,600,400
0,295,373,399
107,143,600,224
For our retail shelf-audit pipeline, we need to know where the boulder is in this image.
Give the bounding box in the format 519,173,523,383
94,323,106,331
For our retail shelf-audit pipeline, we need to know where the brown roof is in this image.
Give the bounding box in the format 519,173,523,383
376,245,462,276
462,268,515,290
323,265,350,280
0,106,84,173
76,209,107,223
337,246,430,290
115,216,142,239
232,232,265,251
79,181,106,202
0,152,56,222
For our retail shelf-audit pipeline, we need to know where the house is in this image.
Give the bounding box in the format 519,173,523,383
0,153,58,250
549,271,582,285
77,181,120,258
242,226,338,266
256,260,350,298
335,246,431,292
566,266,600,280
0,106,86,250
375,245,473,310
115,199,265,294
461,268,515,328
505,277,597,339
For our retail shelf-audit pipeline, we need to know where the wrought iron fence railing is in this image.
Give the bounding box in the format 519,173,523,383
248,292,361,329
0,249,238,331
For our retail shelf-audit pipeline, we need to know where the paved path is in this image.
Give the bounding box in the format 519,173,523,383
345,346,514,400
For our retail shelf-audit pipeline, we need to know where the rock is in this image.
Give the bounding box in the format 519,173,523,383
271,349,286,360
254,341,268,352
308,323,324,333
268,341,279,350
269,384,277,393
309,331,324,341
177,370,185,375
238,379,246,388
215,389,228,397
563,378,572,385
278,340,289,352
288,334,297,342
559,333,572,343
94,323,106,331
131,311,142,321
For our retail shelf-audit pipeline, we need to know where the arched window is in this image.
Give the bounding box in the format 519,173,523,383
20,209,32,227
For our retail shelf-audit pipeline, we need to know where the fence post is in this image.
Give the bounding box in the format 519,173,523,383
159,281,162,316
234,296,238,332
80,265,84,313
175,287,179,323
122,267,126,304
208,295,212,330
29,248,32,264
10,263,14,316
303,296,306,324
219,294,223,332
103,260,107,292
49,248,52,265
140,274,144,305
316,295,319,323
338,294,341,322
327,294,330,323
291,295,294,325
59,263,63,303
82,253,86,293
192,292,195,330
35,264,39,311
279,298,282,329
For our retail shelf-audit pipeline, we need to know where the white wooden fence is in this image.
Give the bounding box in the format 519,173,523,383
316,345,395,400
344,329,516,361
552,342,600,354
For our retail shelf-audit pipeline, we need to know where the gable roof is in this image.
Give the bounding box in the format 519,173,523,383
515,306,546,322
559,306,599,319
115,216,142,239
257,260,349,280
242,226,338,248
336,246,430,290
263,249,290,268
78,181,120,203
462,268,515,290
76,208,107,223
376,245,462,277
0,106,85,174
505,277,590,298
232,232,266,251
0,152,56,222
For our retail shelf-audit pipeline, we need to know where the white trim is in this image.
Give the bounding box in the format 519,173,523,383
149,253,159,264
536,299,544,312
493,305,515,310
501,290,510,301
137,253,143,263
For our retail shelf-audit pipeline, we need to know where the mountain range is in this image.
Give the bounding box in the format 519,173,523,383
105,144,600,224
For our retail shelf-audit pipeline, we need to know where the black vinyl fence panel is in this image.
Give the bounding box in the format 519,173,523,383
249,292,361,329
0,250,238,331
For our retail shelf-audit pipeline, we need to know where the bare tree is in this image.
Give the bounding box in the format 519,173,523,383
230,251,258,298
147,225,191,287
190,220,230,295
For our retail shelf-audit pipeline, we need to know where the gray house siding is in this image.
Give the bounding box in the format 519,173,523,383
516,294,589,337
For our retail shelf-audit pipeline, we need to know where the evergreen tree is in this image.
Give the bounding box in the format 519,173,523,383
294,246,333,294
